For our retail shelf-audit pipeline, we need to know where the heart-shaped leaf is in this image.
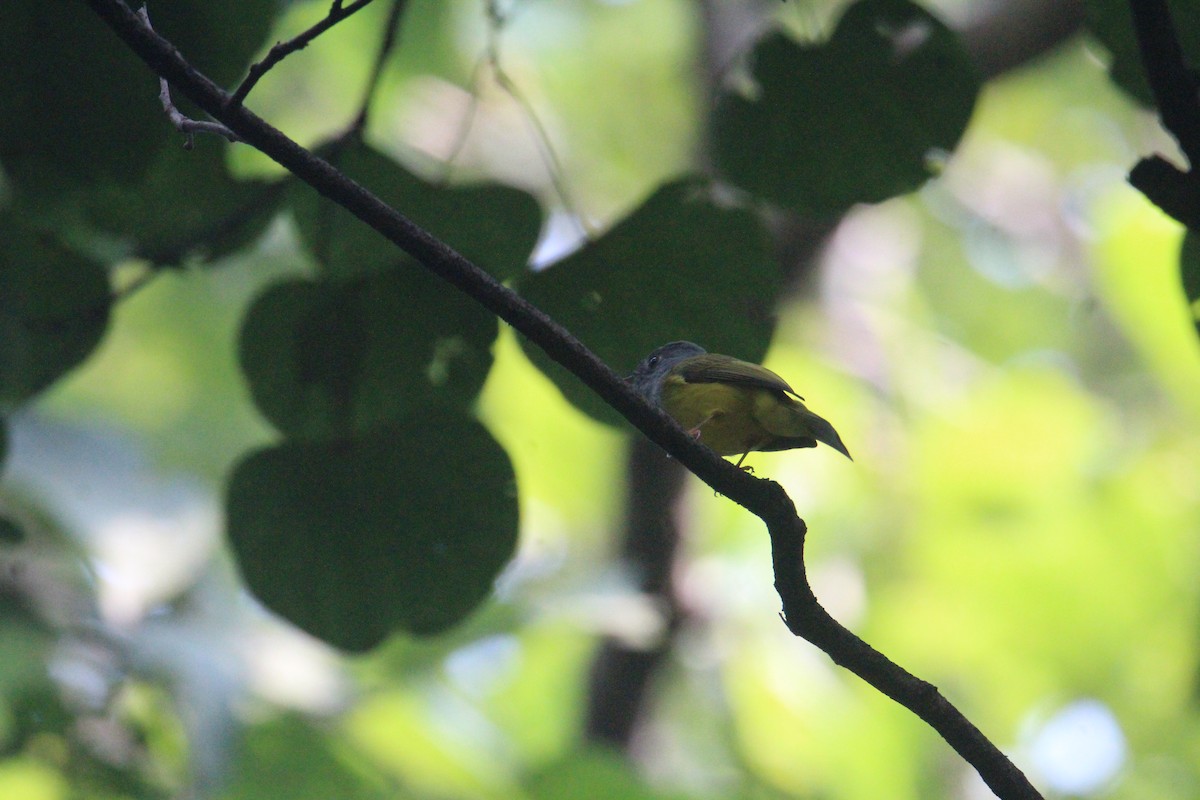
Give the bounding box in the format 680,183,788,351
711,0,979,214
226,410,518,651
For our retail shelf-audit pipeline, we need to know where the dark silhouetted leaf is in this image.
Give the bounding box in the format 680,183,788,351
1085,0,1200,106
86,137,283,267
239,268,496,439
289,139,542,281
516,178,781,425
0,216,110,410
711,0,979,214
226,411,518,651
150,2,279,89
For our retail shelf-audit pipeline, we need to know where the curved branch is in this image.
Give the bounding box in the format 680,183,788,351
82,1,1041,797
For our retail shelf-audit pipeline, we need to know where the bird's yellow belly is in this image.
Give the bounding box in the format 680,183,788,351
660,380,771,456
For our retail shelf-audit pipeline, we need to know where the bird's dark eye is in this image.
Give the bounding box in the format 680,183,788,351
647,355,660,367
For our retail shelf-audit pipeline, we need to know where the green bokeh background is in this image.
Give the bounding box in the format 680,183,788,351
3,0,1199,798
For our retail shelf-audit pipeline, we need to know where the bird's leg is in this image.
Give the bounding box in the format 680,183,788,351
734,437,771,472
687,413,716,440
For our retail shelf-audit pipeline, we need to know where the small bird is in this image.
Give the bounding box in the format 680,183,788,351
628,341,851,468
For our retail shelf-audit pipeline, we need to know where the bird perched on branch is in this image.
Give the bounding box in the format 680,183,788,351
628,341,851,469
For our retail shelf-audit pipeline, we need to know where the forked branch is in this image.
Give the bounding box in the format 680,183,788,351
231,0,378,104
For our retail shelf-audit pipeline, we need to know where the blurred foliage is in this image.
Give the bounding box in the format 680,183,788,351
85,137,284,268
1180,232,1200,337
0,214,110,411
1,0,1199,799
1085,0,1200,105
0,0,275,201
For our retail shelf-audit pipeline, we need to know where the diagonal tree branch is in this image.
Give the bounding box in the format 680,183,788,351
81,1,1042,796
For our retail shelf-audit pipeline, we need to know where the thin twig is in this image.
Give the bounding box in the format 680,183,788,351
82,2,1043,796
349,0,408,135
231,0,378,105
441,2,588,234
439,54,488,177
486,1,586,231
138,7,238,147
491,65,585,231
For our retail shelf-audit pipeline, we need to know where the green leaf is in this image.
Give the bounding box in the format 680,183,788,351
0,1,277,199
225,411,518,651
528,749,686,800
516,178,781,425
239,268,496,439
711,0,979,214
0,515,22,545
1085,0,1200,106
0,216,111,411
86,137,283,268
1180,231,1200,338
289,139,542,281
220,715,388,800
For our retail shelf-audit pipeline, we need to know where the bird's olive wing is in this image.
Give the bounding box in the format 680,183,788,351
675,354,802,399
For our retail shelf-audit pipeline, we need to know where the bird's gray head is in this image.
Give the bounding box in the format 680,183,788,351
627,341,707,405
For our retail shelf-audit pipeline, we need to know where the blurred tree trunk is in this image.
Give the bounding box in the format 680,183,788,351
582,0,1085,754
